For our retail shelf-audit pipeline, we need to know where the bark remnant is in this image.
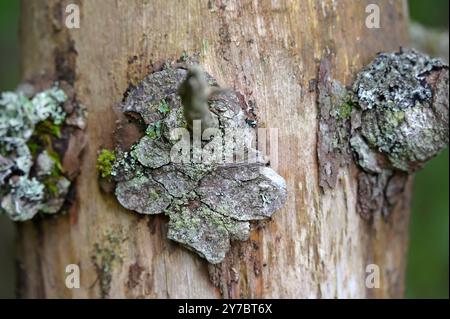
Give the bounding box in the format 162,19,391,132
109,62,287,264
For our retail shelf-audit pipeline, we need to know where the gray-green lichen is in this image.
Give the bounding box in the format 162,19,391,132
166,192,250,263
317,49,448,220
350,49,448,219
351,49,449,173
0,83,85,221
111,61,287,263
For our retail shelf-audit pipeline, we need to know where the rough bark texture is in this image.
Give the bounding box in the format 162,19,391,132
17,0,411,298
109,64,288,264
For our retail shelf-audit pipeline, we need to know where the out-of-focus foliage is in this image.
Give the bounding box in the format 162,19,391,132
409,0,449,28
406,0,449,299
406,150,449,298
0,1,19,90
0,0,19,298
0,1,448,299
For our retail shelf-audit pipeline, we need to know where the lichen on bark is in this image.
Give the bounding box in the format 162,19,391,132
108,60,287,263
318,49,449,220
351,49,448,173
317,58,353,189
351,49,448,219
0,80,87,221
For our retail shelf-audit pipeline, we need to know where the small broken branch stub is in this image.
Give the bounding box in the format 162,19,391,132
318,49,449,220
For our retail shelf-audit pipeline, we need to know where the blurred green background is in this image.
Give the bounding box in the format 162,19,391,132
404,0,449,299
0,1,448,298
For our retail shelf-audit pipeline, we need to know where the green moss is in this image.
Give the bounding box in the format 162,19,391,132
25,120,64,162
27,141,40,157
145,120,162,139
35,119,62,138
334,99,355,119
43,178,59,196
339,102,353,118
47,149,63,173
40,151,65,198
158,99,170,114
97,149,116,178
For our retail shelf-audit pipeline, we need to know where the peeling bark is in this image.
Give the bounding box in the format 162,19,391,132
109,63,287,264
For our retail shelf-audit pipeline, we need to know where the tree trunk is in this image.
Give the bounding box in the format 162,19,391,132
17,0,411,298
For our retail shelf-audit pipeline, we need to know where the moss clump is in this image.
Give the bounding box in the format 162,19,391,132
47,149,63,172
27,141,40,157
97,149,116,178
332,94,357,120
44,180,59,196
145,120,162,139
41,151,64,196
158,99,170,114
335,101,353,119
35,119,63,138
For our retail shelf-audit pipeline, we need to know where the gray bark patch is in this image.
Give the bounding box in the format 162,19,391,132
317,59,353,189
111,61,287,263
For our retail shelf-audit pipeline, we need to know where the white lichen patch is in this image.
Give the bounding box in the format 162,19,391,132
111,62,287,263
0,85,77,221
